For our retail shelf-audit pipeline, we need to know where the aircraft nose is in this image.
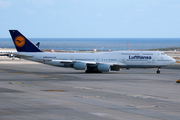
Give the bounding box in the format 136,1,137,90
171,57,176,64
172,58,176,63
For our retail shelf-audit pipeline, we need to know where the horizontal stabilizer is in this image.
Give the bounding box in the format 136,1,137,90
13,53,34,57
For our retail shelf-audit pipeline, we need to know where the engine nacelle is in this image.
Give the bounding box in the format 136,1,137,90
73,62,87,70
97,64,110,72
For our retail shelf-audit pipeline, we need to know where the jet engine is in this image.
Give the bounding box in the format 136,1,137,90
97,64,110,72
73,62,87,70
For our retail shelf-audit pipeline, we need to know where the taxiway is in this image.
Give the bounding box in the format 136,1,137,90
0,56,180,120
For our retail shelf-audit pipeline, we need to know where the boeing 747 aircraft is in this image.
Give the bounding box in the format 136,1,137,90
9,30,176,74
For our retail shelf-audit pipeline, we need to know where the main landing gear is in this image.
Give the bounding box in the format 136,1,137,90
157,68,160,74
85,67,102,73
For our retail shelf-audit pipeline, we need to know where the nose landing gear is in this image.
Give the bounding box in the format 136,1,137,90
157,68,160,74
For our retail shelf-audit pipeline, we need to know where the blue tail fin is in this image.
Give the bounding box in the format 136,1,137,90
9,30,42,52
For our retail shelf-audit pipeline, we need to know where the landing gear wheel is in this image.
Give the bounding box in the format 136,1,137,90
85,69,102,73
157,68,161,74
85,67,100,73
85,70,91,73
157,70,160,74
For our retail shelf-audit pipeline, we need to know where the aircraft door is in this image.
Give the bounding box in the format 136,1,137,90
122,58,125,63
96,57,99,62
152,58,155,63
70,57,74,60
152,53,157,63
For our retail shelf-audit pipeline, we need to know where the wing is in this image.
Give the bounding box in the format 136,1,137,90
38,58,125,72
14,54,125,72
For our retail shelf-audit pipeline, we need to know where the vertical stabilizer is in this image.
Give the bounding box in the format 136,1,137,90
9,30,42,52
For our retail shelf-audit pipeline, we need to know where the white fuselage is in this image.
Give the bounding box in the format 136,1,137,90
14,51,175,70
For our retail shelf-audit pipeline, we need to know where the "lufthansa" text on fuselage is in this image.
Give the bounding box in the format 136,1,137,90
129,55,152,59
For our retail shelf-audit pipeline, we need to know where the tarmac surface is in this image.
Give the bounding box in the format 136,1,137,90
0,56,180,120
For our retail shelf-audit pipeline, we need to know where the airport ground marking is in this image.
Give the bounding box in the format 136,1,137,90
9,82,23,84
42,90,66,92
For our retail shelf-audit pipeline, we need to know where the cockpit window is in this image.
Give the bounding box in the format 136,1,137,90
161,53,165,55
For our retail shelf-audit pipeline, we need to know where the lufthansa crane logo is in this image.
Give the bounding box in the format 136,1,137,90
14,36,25,47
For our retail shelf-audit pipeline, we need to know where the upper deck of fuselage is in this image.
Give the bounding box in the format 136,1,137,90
14,51,166,56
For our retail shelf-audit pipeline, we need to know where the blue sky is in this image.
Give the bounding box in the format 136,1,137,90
0,0,180,38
